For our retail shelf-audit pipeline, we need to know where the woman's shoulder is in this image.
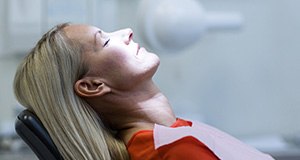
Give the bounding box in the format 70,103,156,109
127,125,219,160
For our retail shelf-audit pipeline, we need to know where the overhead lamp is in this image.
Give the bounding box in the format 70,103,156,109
137,0,244,53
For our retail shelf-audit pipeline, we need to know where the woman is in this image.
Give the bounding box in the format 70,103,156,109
14,23,274,160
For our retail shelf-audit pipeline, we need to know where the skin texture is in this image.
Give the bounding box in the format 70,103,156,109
65,24,176,144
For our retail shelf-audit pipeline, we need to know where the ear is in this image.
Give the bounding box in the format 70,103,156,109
74,77,111,98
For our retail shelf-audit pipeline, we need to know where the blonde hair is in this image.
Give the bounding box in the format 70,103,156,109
13,23,129,160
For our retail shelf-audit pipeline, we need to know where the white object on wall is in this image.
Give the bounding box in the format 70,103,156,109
89,0,118,31
137,0,244,53
0,0,5,57
47,0,88,27
9,0,42,35
7,0,42,55
2,0,118,56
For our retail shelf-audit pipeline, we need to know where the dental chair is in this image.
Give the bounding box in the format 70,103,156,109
15,109,63,160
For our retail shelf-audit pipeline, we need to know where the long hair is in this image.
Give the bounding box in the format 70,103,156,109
13,23,129,160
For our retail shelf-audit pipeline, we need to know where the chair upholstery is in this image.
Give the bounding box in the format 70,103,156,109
15,110,63,160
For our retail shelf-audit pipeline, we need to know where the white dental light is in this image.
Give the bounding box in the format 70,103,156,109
137,0,244,53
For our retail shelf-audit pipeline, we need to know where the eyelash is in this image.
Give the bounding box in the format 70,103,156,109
103,39,110,47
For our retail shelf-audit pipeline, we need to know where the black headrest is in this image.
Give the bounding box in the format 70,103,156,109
15,110,63,160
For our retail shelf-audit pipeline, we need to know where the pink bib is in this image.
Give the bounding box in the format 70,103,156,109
154,120,274,160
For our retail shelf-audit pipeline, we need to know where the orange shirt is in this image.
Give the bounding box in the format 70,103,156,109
127,119,219,160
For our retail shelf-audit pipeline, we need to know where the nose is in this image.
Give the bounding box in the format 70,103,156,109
121,28,133,45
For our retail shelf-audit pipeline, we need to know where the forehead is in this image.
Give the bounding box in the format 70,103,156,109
63,24,99,44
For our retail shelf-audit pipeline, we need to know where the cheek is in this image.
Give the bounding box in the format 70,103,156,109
99,54,132,78
107,48,137,70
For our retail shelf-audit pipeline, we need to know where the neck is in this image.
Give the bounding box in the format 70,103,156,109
118,91,176,142
89,80,176,144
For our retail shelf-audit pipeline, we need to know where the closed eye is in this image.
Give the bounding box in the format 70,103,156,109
103,39,110,47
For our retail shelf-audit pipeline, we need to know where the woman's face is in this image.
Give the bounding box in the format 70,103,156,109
64,24,160,90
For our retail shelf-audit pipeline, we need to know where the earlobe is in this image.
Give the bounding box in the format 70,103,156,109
74,78,111,98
